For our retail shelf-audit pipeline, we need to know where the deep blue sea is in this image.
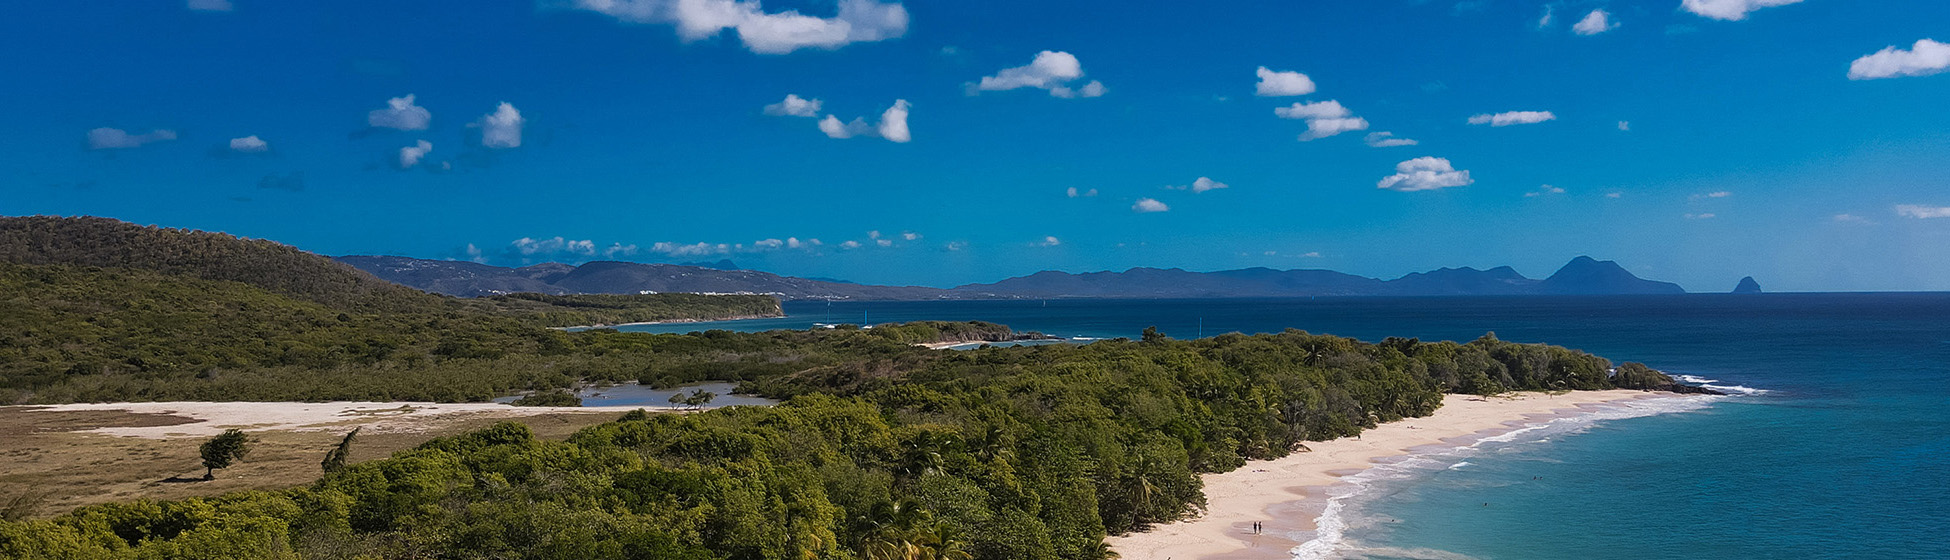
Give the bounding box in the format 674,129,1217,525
617,294,1950,559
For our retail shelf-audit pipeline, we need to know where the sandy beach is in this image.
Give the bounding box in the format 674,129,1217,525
1106,390,1681,560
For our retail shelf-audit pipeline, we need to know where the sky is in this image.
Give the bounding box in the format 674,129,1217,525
3,0,1949,291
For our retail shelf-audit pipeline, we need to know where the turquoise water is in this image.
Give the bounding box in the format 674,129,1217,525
619,295,1950,559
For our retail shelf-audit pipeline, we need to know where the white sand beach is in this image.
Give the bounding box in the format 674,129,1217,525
1105,390,1677,560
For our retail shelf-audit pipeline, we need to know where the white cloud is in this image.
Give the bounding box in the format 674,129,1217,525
1572,9,1618,35
513,236,598,256
368,94,431,131
1167,177,1229,193
475,102,524,149
1537,5,1555,28
818,115,871,138
1299,251,1323,258
571,0,908,54
1618,120,1631,131
652,241,733,256
1066,187,1098,198
604,243,639,257
1525,184,1567,197
1833,213,1874,224
1848,39,1950,80
399,140,433,168
876,238,893,247
974,51,1104,98
763,94,823,117
1274,100,1351,120
1681,0,1803,21
867,230,881,239
187,0,232,11
1132,198,1169,213
1364,132,1419,147
1692,191,1732,199
901,232,921,241
1469,111,1556,126
818,99,909,142
944,241,967,251
1276,100,1370,141
1896,204,1950,219
1038,236,1061,247
228,135,269,153
1301,117,1370,141
1685,213,1717,220
1377,157,1473,192
1606,192,1623,198
88,127,177,150
877,99,911,142
1254,66,1316,96
838,240,862,249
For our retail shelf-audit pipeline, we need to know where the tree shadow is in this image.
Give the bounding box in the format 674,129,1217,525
158,475,209,484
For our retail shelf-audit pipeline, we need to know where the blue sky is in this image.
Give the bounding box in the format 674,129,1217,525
4,0,1948,291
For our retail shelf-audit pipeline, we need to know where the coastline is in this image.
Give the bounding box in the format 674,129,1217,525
553,313,784,331
1105,390,1699,560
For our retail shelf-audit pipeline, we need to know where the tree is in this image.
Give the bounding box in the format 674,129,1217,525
321,427,359,474
1141,326,1167,344
199,429,253,480
683,390,718,409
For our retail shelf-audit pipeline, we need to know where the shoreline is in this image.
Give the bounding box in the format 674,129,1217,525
552,313,785,331
1105,390,1708,560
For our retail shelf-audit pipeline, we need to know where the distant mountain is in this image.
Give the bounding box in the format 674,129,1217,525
341,256,953,300
680,259,740,271
1733,276,1763,294
1534,256,1686,295
342,255,1692,300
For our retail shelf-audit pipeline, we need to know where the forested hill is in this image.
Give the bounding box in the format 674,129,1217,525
0,216,440,312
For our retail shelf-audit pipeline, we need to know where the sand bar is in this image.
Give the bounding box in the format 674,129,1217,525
1106,390,1697,560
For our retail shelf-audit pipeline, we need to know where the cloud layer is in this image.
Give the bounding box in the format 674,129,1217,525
1377,157,1473,192
1254,66,1315,96
1681,0,1803,21
571,0,909,54
88,128,178,150
369,94,431,131
1848,39,1950,80
1468,111,1557,127
974,51,1105,98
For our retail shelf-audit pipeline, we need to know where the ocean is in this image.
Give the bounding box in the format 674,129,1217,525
615,294,1950,559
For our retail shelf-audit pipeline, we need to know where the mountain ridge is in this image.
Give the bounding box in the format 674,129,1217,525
342,255,1696,300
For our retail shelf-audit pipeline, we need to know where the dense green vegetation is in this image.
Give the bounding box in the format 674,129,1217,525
0,216,1688,559
471,292,782,328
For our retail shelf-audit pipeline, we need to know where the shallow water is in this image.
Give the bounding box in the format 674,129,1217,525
618,294,1950,558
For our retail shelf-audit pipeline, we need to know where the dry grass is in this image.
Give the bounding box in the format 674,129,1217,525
0,406,628,519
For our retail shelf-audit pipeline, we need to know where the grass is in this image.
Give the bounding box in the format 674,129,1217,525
0,406,629,519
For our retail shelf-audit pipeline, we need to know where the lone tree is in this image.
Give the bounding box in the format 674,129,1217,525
199,429,253,480
320,427,360,474
683,390,718,409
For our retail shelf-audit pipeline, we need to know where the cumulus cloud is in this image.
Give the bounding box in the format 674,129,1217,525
1038,236,1061,247
399,140,433,168
973,51,1104,98
1066,187,1098,198
188,0,232,11
1377,157,1473,192
1573,9,1618,35
514,236,598,256
368,94,431,131
475,102,524,148
818,99,910,142
1468,111,1557,127
901,232,921,241
571,0,908,54
1132,198,1169,213
88,127,177,150
1254,66,1316,96
877,99,911,142
1896,204,1950,219
1681,0,1803,21
763,94,823,117
228,135,269,153
1848,39,1950,80
1276,100,1370,141
1364,132,1419,147
840,240,863,249
1167,177,1229,193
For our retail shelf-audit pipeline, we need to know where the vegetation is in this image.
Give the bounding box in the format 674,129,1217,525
470,292,782,328
198,429,253,480
0,216,1690,559
320,429,359,475
510,389,583,407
